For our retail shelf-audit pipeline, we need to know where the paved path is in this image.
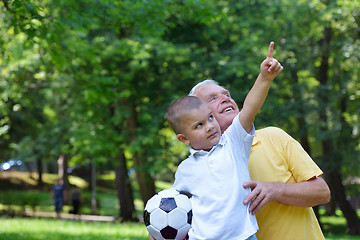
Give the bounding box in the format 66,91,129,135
26,211,117,222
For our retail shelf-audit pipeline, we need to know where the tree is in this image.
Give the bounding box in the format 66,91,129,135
1,0,359,232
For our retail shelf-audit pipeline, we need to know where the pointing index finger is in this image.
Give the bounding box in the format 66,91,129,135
267,41,274,59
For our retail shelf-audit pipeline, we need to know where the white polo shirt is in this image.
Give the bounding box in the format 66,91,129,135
172,114,258,240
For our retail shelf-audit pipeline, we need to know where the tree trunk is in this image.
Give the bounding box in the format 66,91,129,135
133,153,156,203
57,154,69,185
126,104,156,204
36,158,43,187
114,152,136,221
91,160,97,214
336,78,360,235
324,173,337,216
115,23,156,207
327,170,360,235
108,102,139,220
25,162,34,179
57,153,70,202
317,25,360,235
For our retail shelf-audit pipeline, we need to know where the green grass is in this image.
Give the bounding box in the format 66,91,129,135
325,236,360,240
0,189,141,217
0,171,174,217
2,171,360,239
0,218,148,240
0,171,152,217
1,216,360,240
321,209,360,239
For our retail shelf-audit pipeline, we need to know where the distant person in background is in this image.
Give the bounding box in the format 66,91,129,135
70,185,81,216
50,178,66,218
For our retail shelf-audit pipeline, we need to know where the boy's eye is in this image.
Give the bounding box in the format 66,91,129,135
209,114,214,120
195,123,202,129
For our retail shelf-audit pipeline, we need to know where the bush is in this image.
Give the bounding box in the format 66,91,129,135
0,192,41,212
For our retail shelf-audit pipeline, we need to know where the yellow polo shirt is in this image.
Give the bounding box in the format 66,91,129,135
248,127,325,240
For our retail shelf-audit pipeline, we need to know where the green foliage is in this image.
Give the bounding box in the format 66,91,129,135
0,0,359,232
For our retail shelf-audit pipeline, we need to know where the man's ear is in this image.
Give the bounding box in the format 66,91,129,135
177,133,190,145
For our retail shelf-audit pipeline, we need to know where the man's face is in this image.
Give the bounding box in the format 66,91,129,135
178,102,221,151
194,84,239,133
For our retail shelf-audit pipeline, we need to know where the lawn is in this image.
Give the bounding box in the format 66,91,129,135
322,214,360,239
0,171,150,217
1,171,360,239
0,218,148,240
1,216,360,240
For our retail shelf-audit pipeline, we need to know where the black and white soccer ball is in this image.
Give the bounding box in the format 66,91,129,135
144,189,192,240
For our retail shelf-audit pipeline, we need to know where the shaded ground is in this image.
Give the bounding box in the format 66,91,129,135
0,170,120,223
25,210,117,222
0,170,55,192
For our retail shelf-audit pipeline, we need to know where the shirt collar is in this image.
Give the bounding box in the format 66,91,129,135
190,136,226,157
252,131,260,146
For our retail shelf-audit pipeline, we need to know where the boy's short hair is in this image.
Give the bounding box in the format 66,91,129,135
166,96,205,134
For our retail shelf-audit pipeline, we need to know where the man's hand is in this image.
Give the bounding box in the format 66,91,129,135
243,177,331,215
243,181,278,214
260,42,283,80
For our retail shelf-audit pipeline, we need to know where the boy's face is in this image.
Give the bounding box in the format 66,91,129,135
177,102,221,151
194,84,239,133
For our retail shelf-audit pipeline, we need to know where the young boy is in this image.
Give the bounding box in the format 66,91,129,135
158,42,282,240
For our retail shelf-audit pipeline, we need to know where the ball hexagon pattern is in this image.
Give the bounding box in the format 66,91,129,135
144,189,192,240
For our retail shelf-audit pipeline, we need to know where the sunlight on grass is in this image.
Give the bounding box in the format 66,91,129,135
0,218,148,240
135,199,144,216
1,171,39,186
68,176,88,188
0,171,88,189
155,180,172,190
98,172,116,181
321,209,360,239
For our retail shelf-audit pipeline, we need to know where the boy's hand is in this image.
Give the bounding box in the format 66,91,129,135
260,42,283,80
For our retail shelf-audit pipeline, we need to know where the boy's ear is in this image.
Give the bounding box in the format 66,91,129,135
177,133,190,145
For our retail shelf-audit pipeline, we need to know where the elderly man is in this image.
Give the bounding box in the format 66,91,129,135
189,79,330,240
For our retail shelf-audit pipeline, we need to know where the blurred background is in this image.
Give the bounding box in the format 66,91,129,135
0,0,359,239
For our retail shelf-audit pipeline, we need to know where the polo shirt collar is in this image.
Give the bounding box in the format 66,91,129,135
190,136,226,157
252,132,260,146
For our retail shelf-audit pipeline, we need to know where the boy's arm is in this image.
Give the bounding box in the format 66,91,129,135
239,42,283,133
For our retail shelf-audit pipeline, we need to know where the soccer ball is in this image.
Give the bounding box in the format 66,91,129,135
144,189,192,240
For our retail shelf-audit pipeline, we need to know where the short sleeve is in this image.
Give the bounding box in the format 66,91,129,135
284,134,323,182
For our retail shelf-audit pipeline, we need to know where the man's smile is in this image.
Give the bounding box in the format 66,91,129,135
220,105,235,113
